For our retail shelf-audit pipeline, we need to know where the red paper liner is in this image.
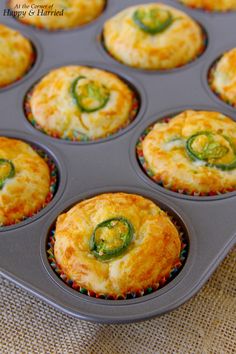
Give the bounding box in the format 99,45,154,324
208,55,236,109
136,118,236,197
24,80,140,142
1,143,59,228
47,214,188,300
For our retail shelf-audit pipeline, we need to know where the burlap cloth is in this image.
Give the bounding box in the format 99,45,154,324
0,247,235,354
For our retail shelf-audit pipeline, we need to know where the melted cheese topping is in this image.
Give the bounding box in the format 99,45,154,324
0,24,34,87
8,0,106,30
0,137,50,226
142,110,236,194
103,3,204,70
29,66,135,140
54,193,181,296
179,0,236,11
210,48,236,107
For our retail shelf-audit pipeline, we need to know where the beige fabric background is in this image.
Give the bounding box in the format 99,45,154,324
0,247,235,354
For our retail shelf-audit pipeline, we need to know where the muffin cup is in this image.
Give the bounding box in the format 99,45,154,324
136,118,236,197
24,82,140,142
1,143,59,227
47,212,188,300
0,41,37,90
100,23,208,72
208,56,236,109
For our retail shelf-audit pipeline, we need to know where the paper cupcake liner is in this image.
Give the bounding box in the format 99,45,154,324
208,57,236,108
136,119,236,197
1,144,59,227
101,26,208,71
47,215,188,300
0,43,37,90
24,83,140,142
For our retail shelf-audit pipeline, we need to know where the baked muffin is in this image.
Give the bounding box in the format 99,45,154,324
53,193,181,297
0,24,34,88
0,137,51,226
179,0,236,11
25,66,139,141
8,0,106,30
103,3,205,70
137,110,236,195
209,48,236,108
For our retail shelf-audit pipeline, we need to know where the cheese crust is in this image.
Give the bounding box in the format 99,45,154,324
54,193,181,296
8,0,106,30
141,110,236,194
210,48,236,107
103,3,205,70
28,66,136,140
0,137,50,226
0,24,34,87
179,0,236,11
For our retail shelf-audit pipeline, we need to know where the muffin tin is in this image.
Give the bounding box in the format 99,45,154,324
0,0,236,324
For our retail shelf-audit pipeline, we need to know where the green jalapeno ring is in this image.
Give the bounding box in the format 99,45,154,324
133,8,174,35
71,75,110,113
186,131,236,171
186,131,229,160
89,217,134,261
0,158,15,189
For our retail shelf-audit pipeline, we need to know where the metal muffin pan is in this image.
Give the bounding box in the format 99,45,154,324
0,0,236,324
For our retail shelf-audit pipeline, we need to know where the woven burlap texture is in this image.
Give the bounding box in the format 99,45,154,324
0,247,235,354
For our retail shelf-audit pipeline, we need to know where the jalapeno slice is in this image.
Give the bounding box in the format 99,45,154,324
186,132,236,170
0,159,15,189
133,8,174,35
71,76,110,113
89,217,134,261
